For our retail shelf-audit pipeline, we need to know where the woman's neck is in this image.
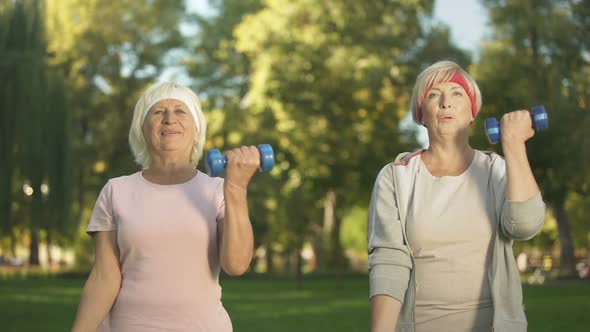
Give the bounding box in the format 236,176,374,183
422,137,475,177
143,157,196,185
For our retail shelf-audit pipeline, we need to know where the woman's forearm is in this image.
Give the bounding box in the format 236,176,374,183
503,141,540,202
219,181,254,276
71,269,121,332
371,295,402,332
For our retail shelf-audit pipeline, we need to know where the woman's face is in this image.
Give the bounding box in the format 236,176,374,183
421,81,474,135
142,99,197,161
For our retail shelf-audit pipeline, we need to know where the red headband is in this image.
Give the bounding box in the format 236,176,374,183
417,71,477,124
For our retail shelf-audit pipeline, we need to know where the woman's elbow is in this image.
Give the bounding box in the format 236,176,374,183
503,215,545,240
222,262,250,276
221,255,252,276
503,199,546,240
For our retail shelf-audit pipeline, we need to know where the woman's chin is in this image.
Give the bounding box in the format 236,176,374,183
433,125,470,137
155,144,189,154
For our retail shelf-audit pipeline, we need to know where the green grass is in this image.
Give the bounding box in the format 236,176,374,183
1,276,588,331
523,281,590,331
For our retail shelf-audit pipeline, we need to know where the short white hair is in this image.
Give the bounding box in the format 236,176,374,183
128,82,207,169
409,60,482,125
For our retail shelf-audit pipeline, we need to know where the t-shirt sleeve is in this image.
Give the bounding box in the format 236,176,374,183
86,180,117,236
216,179,226,223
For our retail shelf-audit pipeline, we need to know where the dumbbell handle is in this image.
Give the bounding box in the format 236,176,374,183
485,105,548,144
206,144,275,177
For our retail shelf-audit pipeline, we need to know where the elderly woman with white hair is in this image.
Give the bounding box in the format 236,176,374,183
71,82,259,332
368,61,546,332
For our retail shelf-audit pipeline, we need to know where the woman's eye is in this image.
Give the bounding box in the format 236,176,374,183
153,110,163,115
175,109,186,114
427,93,439,99
453,91,463,96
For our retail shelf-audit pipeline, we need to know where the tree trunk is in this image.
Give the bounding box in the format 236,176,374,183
10,230,17,258
331,214,344,288
43,196,53,266
29,184,42,266
29,226,40,265
75,169,86,231
322,190,336,270
323,190,345,286
310,225,322,272
265,242,274,275
295,240,304,291
249,246,258,273
323,190,336,236
0,156,14,239
46,231,53,266
0,65,17,243
551,202,577,278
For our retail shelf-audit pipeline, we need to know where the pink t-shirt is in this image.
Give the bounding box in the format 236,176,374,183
87,171,232,332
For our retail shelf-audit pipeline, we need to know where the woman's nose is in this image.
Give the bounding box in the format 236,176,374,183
440,94,452,109
162,112,177,124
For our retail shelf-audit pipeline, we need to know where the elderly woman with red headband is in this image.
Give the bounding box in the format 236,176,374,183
368,60,546,332
71,82,259,332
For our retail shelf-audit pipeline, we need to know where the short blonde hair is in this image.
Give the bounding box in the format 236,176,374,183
128,82,207,169
409,60,482,125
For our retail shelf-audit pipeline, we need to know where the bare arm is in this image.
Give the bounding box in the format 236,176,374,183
501,110,540,201
218,146,258,276
371,295,402,332
218,183,254,276
71,231,121,332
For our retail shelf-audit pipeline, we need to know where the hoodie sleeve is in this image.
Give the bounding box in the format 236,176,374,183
367,164,412,303
500,192,546,240
490,154,547,240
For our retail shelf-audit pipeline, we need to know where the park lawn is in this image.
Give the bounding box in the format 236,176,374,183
0,276,588,332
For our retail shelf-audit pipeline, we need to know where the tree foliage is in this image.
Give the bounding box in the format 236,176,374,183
473,0,590,277
228,0,467,271
0,0,73,264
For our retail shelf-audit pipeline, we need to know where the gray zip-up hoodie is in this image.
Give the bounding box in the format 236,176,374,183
368,150,546,332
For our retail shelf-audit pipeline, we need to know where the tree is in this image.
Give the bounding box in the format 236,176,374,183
473,0,590,277
1,0,189,264
233,0,469,274
0,0,72,265
43,0,187,264
184,0,274,272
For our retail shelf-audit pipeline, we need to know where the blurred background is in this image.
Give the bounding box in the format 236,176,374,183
1,0,589,331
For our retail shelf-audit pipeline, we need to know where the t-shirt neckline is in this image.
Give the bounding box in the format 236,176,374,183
138,170,200,187
419,150,479,181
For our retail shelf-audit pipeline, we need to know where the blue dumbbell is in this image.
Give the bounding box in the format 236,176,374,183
206,144,275,177
485,105,548,144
